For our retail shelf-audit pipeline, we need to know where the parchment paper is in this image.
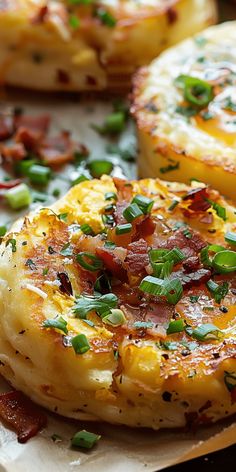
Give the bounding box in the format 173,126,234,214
0,90,235,471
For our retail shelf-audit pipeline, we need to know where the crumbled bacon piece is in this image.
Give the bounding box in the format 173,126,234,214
124,239,149,274
31,5,48,24
134,216,156,240
113,178,133,201
183,187,211,212
114,201,128,225
39,131,88,167
14,114,50,151
183,256,200,273
171,268,211,288
0,178,22,189
0,115,14,141
161,228,206,257
0,390,47,443
57,272,73,296
1,142,27,161
96,247,127,281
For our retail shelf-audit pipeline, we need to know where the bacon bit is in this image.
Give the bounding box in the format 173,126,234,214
0,178,22,189
31,5,48,24
183,256,200,273
183,187,211,213
124,239,149,275
200,212,214,225
96,247,127,281
134,216,156,240
0,115,14,141
0,390,47,443
14,114,50,151
161,228,206,258
167,7,178,24
57,69,70,85
1,142,27,161
171,268,212,288
114,201,128,225
39,131,88,167
57,272,73,296
113,178,133,201
198,400,212,413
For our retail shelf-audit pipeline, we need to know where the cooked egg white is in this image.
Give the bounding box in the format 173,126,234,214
0,0,216,91
0,176,235,429
132,21,236,200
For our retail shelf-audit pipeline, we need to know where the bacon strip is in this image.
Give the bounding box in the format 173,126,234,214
0,390,47,443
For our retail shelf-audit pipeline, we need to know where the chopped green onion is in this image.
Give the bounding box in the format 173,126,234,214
72,333,90,354
151,260,173,279
168,199,179,211
105,191,117,201
71,174,90,186
200,244,225,267
5,183,32,210
103,308,126,327
60,243,73,257
131,194,154,214
0,225,7,237
207,199,226,221
43,316,68,334
212,250,236,274
52,188,60,197
71,430,101,449
160,341,179,351
115,223,132,235
175,75,213,108
95,8,117,27
225,232,236,246
92,112,125,135
69,14,80,29
102,214,114,226
94,273,111,292
28,164,51,185
167,319,185,334
6,238,17,252
123,203,143,222
57,213,68,222
73,293,118,319
206,279,229,304
88,160,113,178
189,295,199,303
15,158,37,176
139,276,183,304
76,252,103,272
133,321,154,329
191,323,222,341
80,223,95,236
224,371,236,392
149,247,185,266
104,241,116,249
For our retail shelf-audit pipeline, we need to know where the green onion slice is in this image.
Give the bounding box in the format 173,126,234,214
175,75,214,108
139,276,183,304
103,309,126,327
200,244,225,267
225,231,236,246
105,191,117,201
133,321,154,329
80,223,95,236
131,194,154,214
43,316,68,334
224,371,236,392
71,430,101,449
72,333,90,354
206,279,229,304
212,250,236,274
28,164,51,185
123,203,143,222
76,252,103,272
0,225,7,237
88,160,113,178
191,323,222,341
115,223,132,235
167,319,185,334
5,183,32,210
151,260,174,279
149,247,185,265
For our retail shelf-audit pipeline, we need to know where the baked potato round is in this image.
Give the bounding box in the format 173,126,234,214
132,21,236,200
0,176,236,429
0,0,216,91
